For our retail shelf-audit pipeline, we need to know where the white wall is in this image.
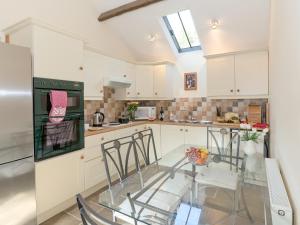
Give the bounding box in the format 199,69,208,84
0,0,135,61
172,51,207,98
269,0,300,223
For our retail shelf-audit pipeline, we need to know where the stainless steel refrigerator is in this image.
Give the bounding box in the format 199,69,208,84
0,42,36,224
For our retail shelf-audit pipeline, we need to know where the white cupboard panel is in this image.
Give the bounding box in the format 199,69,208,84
135,65,154,98
207,55,235,97
161,125,185,156
84,158,106,190
184,126,207,147
235,51,269,96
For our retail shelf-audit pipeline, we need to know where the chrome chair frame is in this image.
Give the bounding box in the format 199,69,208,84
101,135,139,187
132,128,159,170
76,194,121,225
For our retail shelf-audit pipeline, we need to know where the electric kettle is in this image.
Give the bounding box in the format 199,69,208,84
93,110,105,127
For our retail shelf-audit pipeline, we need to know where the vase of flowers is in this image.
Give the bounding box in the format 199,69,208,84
127,102,139,121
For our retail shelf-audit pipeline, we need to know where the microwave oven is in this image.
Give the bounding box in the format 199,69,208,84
135,107,156,120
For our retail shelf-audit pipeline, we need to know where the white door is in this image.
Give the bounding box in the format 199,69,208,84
35,150,85,215
154,65,168,98
207,55,235,97
161,125,185,156
135,65,154,98
83,50,104,100
184,126,207,147
125,63,136,98
33,26,84,81
235,51,269,96
84,157,106,190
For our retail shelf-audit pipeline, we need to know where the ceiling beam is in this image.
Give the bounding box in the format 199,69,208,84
98,0,164,22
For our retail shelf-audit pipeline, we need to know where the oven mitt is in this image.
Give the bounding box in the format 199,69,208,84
49,90,67,123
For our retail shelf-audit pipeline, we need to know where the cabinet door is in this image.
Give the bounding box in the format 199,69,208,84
235,51,269,96
84,157,106,190
125,63,136,98
35,150,85,215
207,55,235,97
135,65,154,98
83,50,104,100
154,65,168,98
33,26,84,81
184,126,207,147
160,125,185,156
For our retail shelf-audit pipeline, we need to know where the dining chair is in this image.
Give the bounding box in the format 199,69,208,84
132,128,159,170
101,135,139,187
195,127,242,211
76,194,121,225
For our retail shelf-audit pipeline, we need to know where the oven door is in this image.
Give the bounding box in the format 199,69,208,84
34,113,84,161
34,89,83,115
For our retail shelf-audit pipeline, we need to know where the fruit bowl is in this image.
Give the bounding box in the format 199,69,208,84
185,147,209,166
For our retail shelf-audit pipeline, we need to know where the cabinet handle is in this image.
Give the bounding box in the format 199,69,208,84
155,92,158,95
137,92,140,95
237,89,240,93
100,90,103,93
80,155,84,160
123,74,127,78
79,66,83,71
101,137,104,141
180,129,183,131
127,92,130,95
230,89,233,93
135,129,138,132
185,129,188,132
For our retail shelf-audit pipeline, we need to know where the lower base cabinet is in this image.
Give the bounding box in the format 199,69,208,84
161,125,207,156
84,157,106,190
35,150,85,215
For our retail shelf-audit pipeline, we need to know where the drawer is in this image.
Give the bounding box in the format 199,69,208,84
85,146,102,161
85,134,102,148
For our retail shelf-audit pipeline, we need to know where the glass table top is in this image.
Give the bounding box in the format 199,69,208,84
98,145,271,225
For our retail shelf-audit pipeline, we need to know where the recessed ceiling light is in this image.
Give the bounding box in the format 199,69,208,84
210,19,220,29
147,34,158,42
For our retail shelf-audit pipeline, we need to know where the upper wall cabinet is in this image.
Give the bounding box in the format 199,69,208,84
235,51,269,96
83,50,105,100
3,19,84,82
135,65,154,98
154,65,173,99
206,50,269,98
207,55,235,97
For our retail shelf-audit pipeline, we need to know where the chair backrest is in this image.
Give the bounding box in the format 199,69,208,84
101,135,138,187
207,127,242,172
132,128,158,169
76,194,121,225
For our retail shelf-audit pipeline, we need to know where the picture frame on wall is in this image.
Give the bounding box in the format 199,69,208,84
184,72,197,90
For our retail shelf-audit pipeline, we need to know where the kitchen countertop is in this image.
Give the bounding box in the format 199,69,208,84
84,120,241,137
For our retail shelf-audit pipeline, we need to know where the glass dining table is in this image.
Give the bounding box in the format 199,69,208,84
98,145,272,225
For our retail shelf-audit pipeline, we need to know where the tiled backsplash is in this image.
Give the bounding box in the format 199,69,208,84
84,88,268,124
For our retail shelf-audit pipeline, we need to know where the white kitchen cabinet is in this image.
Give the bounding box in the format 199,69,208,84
161,125,207,156
235,51,269,96
135,65,154,98
207,55,235,97
184,126,207,147
35,150,85,215
161,125,185,156
114,62,136,99
84,157,106,190
153,65,173,98
5,19,84,81
83,50,105,100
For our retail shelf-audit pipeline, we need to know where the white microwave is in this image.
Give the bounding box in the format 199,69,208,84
135,107,156,120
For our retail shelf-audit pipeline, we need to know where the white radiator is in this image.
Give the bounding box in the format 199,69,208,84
265,159,293,225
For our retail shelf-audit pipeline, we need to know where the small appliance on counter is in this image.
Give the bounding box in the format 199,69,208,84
135,106,156,120
93,110,105,127
118,116,130,124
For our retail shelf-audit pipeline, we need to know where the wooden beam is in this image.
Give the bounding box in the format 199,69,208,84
98,0,164,22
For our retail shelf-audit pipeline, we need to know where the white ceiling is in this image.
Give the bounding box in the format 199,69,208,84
91,0,270,62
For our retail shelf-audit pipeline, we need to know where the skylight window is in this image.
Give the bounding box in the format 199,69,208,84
163,10,201,53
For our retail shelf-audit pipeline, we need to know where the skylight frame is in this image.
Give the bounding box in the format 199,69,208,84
163,10,202,53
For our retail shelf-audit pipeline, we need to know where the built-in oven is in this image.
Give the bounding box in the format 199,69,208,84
33,77,84,161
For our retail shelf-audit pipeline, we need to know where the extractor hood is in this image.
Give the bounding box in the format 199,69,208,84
104,76,131,88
